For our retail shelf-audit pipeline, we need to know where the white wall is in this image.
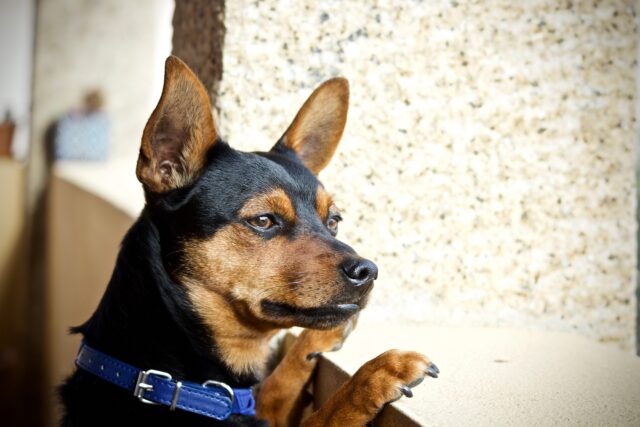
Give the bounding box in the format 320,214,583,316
27,0,174,213
31,0,173,162
0,0,35,160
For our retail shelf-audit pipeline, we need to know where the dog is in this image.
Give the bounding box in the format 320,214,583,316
59,56,438,426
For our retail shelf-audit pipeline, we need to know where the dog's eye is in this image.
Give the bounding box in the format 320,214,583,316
247,214,276,231
326,215,341,234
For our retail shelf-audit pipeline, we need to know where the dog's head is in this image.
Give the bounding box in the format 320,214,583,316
137,56,377,333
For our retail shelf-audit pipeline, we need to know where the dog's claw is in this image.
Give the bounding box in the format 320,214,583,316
427,365,439,378
407,376,424,388
306,352,322,361
400,385,413,398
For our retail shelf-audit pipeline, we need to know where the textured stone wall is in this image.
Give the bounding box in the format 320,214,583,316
219,1,638,350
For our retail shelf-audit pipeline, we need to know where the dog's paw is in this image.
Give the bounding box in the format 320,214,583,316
303,314,359,360
351,349,438,407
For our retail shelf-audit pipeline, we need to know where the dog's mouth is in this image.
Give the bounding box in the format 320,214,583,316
260,299,365,329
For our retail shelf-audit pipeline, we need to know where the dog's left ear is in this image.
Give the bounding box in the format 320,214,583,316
273,78,349,175
137,56,218,193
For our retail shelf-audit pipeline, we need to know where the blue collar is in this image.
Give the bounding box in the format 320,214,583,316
75,342,256,420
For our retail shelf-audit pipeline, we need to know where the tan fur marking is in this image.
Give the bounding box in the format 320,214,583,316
239,188,296,223
315,187,334,221
257,318,357,426
178,220,347,376
302,350,432,426
181,223,344,310
187,282,278,377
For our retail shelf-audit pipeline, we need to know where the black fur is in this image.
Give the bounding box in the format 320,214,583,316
58,141,350,426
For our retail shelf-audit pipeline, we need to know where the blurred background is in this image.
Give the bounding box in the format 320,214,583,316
0,0,638,425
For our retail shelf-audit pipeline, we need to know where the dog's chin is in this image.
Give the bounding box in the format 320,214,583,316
260,300,363,329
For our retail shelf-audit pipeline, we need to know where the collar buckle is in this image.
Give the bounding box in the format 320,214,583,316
134,369,172,404
202,380,234,405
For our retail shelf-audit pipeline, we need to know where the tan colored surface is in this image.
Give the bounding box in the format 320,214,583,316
54,160,144,218
45,174,134,424
317,323,640,426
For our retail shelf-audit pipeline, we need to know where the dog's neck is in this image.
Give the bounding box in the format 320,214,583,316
185,281,281,379
77,214,265,388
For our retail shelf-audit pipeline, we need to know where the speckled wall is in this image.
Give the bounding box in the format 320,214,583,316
218,1,638,350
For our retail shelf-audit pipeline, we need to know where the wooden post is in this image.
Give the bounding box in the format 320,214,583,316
171,0,226,107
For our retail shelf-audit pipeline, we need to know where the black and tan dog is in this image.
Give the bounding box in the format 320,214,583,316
59,56,438,426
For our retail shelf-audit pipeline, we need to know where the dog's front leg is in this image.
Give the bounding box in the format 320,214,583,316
256,316,357,427
301,349,439,427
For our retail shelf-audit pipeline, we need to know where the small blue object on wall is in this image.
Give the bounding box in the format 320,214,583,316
54,111,110,161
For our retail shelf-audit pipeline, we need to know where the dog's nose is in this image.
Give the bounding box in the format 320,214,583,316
340,258,378,286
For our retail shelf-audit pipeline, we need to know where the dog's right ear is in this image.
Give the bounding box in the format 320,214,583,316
136,56,218,193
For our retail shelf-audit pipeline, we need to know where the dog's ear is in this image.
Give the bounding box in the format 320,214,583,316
136,56,218,193
273,78,349,175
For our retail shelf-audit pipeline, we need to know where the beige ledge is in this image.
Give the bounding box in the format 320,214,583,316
314,323,640,426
